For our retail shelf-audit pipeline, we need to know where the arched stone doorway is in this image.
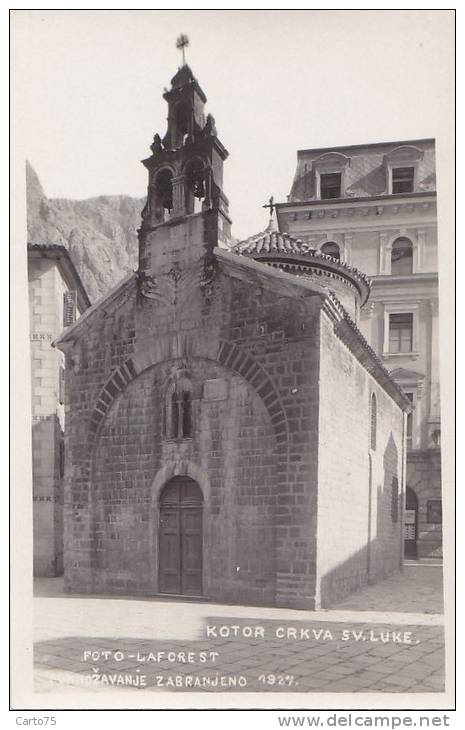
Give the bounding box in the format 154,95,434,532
404,486,418,558
158,476,203,595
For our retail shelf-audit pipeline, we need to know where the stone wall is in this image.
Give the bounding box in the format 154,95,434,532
316,310,404,607
62,266,323,608
29,257,64,576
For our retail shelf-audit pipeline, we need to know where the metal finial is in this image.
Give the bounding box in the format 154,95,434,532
176,34,189,66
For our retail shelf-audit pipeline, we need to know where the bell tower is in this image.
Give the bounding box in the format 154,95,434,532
138,47,231,284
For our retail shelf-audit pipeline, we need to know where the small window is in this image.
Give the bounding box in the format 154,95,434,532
58,365,65,405
63,291,77,327
391,477,399,523
182,392,192,437
320,242,340,262
166,383,193,440
370,393,377,451
320,173,341,199
392,166,414,194
175,103,190,137
58,439,65,479
427,500,442,524
170,390,179,439
405,392,414,449
389,313,413,353
391,237,413,275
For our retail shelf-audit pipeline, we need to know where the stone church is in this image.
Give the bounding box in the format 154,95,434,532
54,64,411,609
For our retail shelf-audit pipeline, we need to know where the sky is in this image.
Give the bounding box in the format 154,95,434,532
11,9,454,240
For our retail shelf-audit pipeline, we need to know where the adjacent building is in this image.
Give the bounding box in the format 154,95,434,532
54,65,410,609
276,139,441,558
28,243,90,576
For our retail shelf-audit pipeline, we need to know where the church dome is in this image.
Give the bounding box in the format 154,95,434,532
231,227,371,319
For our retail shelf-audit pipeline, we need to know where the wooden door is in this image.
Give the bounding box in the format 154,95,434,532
159,477,203,595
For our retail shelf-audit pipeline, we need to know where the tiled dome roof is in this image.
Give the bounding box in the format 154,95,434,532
231,229,371,305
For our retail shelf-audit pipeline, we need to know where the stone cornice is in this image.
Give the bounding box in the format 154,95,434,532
277,191,436,210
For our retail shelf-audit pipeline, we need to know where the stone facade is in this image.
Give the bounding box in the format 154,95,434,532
55,65,409,609
277,139,441,559
28,244,90,576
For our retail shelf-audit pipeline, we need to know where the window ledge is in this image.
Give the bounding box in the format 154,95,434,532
382,351,420,361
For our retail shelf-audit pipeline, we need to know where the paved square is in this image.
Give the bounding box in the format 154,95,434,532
34,564,445,694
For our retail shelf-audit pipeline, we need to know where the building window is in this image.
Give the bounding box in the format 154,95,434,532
165,380,193,440
58,439,65,479
391,237,413,275
182,391,192,438
320,173,341,199
391,477,399,523
405,392,414,449
392,166,414,194
58,366,65,405
389,313,413,353
370,393,377,451
174,102,190,147
427,500,442,524
320,242,341,262
63,291,77,327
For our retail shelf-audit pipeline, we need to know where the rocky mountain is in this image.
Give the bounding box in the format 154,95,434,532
26,161,144,302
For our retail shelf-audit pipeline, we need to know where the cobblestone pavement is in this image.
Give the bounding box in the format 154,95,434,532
34,564,445,695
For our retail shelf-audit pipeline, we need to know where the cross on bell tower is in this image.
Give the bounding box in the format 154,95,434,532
176,34,189,66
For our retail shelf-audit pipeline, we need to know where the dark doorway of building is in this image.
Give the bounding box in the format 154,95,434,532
158,476,203,595
404,486,418,558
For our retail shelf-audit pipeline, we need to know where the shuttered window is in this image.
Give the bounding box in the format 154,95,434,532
63,291,77,327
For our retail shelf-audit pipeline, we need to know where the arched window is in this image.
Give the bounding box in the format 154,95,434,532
170,390,179,439
320,242,341,262
185,159,205,214
391,237,413,275
165,378,193,439
155,169,173,220
370,393,377,451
